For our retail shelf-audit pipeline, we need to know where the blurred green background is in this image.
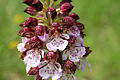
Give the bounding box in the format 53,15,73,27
0,0,120,80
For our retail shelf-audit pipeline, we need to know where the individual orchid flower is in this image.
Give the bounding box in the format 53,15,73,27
23,49,44,73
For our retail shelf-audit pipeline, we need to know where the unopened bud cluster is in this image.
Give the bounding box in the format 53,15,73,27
17,0,91,80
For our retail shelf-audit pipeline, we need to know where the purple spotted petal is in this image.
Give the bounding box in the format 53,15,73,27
39,63,62,80
67,26,80,37
46,38,68,52
23,50,41,73
69,47,86,62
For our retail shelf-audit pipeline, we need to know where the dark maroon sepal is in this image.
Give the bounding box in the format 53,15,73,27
35,25,47,36
83,47,92,57
20,17,38,27
68,13,79,20
46,7,57,20
60,0,72,6
28,67,39,75
18,27,35,38
25,37,43,50
60,3,73,14
24,6,38,16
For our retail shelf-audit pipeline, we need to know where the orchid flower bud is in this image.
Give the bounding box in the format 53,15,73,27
60,0,72,6
68,13,80,20
24,6,38,16
20,17,38,27
35,25,47,36
18,27,34,38
60,3,73,14
46,7,57,20
32,0,43,11
23,0,43,11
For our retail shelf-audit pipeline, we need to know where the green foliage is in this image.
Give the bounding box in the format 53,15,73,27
0,0,120,80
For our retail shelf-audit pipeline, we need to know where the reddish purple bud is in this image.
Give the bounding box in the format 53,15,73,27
62,16,76,27
23,0,34,6
44,51,59,62
83,47,92,57
25,37,43,50
20,17,38,27
75,22,85,31
46,7,57,19
32,0,43,11
60,3,73,14
18,27,34,38
24,6,38,16
68,13,79,20
60,0,72,6
35,25,47,36
23,0,43,11
28,67,39,75
63,60,76,74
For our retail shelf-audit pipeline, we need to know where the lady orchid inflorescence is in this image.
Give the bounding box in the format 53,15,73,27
17,0,92,80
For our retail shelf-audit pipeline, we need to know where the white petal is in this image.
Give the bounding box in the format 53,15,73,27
52,73,62,80
55,62,62,72
17,43,26,52
24,50,41,67
22,37,29,43
46,38,68,52
38,61,48,68
39,64,52,79
46,43,57,52
26,64,31,73
69,47,86,62
38,33,48,42
41,50,45,58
